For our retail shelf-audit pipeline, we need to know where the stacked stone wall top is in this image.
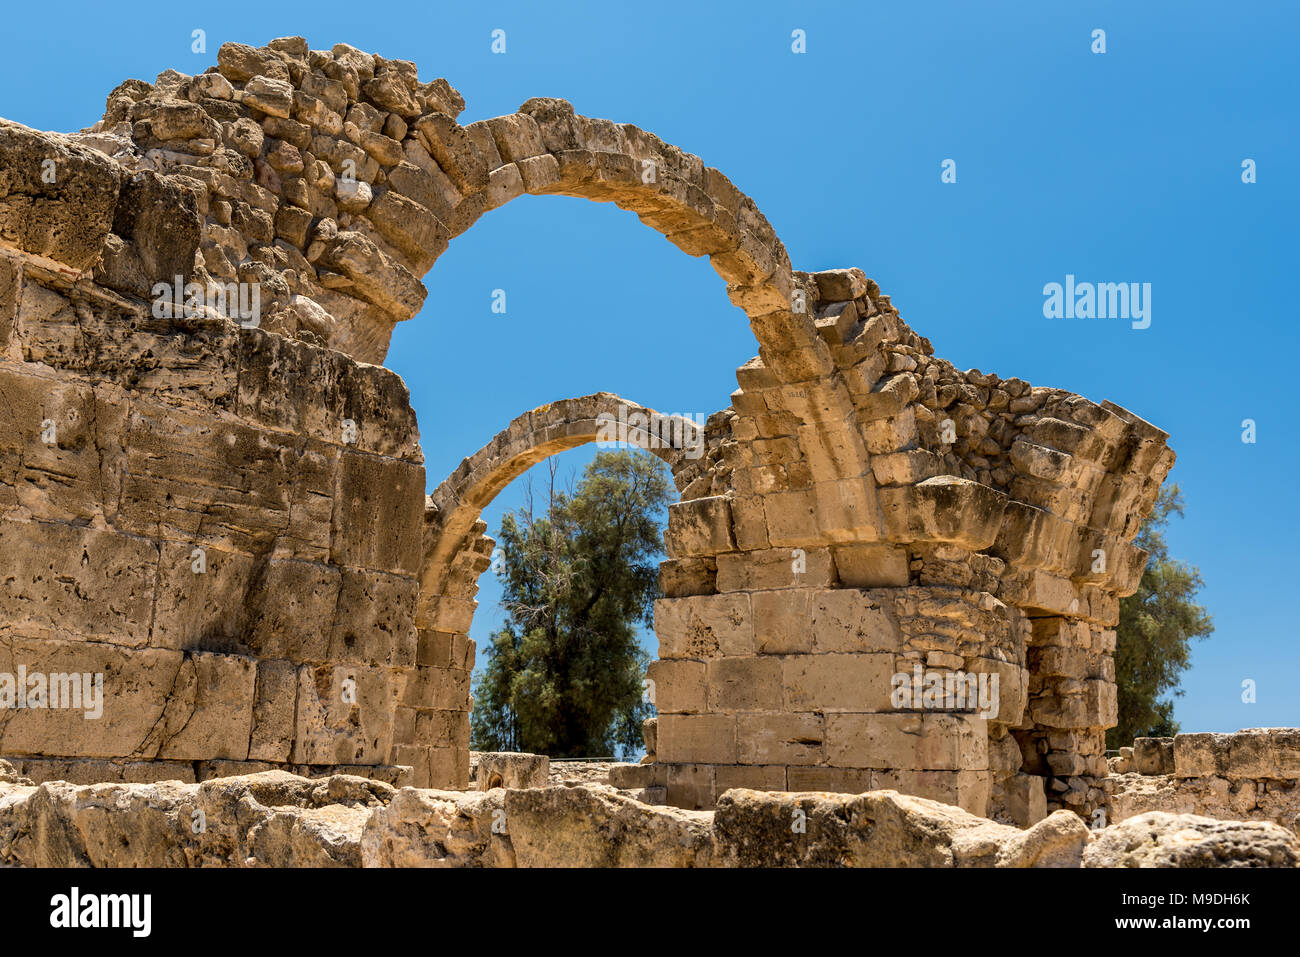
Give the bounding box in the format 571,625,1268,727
1108,730,1300,833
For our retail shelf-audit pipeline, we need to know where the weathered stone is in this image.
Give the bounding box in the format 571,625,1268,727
504,785,714,867
1083,810,1300,868
0,120,122,269
713,788,1088,867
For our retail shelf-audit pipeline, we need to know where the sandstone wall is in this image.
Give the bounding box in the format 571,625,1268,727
0,111,477,787
0,232,456,784
1108,729,1300,832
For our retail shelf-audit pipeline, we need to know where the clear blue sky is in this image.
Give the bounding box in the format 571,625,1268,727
4,1,1296,735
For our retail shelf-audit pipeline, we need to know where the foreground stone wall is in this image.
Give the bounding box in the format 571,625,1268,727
0,37,1176,814
1109,729,1300,832
2,762,1295,868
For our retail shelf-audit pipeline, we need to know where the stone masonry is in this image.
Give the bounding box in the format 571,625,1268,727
1108,729,1300,833
0,38,1173,820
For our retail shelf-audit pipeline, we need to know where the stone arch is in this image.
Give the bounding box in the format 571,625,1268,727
408,99,833,385
417,391,689,628
42,39,1178,810
404,393,693,782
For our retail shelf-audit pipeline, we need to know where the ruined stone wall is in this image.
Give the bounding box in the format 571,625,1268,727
627,269,1169,818
1108,729,1300,833
0,234,446,785
0,110,479,786
0,37,1175,817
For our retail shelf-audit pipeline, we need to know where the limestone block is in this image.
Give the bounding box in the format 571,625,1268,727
716,764,787,795
504,785,713,867
811,477,881,542
249,659,297,762
315,231,427,320
385,160,457,221
712,788,1086,867
785,766,873,794
824,712,988,771
18,290,240,414
761,488,819,547
0,254,17,350
1132,736,1175,775
361,74,421,118
327,568,419,668
0,366,120,524
217,43,286,83
706,656,783,711
243,558,341,663
117,405,333,556
861,408,918,454
653,593,753,658
736,713,825,766
413,112,489,193
878,477,1007,549
965,657,1028,725
152,652,257,761
105,170,202,297
0,119,122,269
645,658,706,714
664,495,735,558
399,665,470,712
1028,679,1116,730
997,772,1048,826
0,637,181,759
752,589,814,654
657,558,717,597
365,191,447,268
1083,811,1300,868
715,546,835,592
858,372,919,420
331,452,424,576
360,787,514,868
783,653,896,713
1226,729,1300,780
665,763,717,811
517,153,561,193
0,518,157,646
242,76,294,118
1009,437,1073,483
15,758,198,786
291,663,401,765
607,761,659,789
473,752,549,790
809,588,903,654
483,163,525,210
151,542,255,652
414,630,457,669
811,268,867,302
874,768,993,816
410,710,470,751
656,714,738,764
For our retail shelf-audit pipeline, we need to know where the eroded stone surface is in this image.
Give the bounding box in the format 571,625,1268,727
1083,810,1300,868
6,771,1283,868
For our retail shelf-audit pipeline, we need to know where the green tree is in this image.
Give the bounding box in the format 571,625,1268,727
471,449,670,758
1108,483,1214,748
